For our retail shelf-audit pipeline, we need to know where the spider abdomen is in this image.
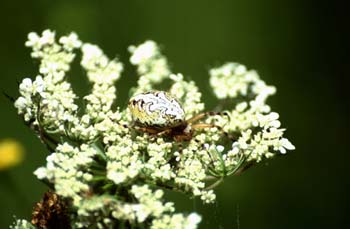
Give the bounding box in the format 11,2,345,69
128,91,185,128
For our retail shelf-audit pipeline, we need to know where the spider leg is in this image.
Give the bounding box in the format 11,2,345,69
123,123,162,135
136,126,162,135
156,128,173,137
124,124,165,142
186,111,230,124
191,123,216,129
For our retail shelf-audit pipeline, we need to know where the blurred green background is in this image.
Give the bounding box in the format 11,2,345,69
0,0,347,228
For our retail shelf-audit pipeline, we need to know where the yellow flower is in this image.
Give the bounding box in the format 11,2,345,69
0,139,24,170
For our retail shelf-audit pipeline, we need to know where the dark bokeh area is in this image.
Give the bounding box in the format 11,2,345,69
0,0,348,228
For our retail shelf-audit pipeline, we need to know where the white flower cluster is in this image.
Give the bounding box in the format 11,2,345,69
129,40,171,94
34,143,96,205
10,219,35,229
106,136,144,184
80,43,123,120
15,30,124,142
169,73,204,118
12,30,294,228
209,62,276,100
151,212,202,229
69,43,123,141
113,185,174,223
74,185,200,228
15,30,79,133
128,42,204,117
208,63,295,163
102,124,217,203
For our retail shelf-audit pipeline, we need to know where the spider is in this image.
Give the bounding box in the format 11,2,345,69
127,91,230,142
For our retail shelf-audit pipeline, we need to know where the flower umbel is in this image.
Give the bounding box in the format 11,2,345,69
12,30,294,228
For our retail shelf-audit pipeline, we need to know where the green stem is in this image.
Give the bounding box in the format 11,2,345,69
205,177,224,190
91,142,107,161
227,151,253,176
91,175,107,182
204,175,217,181
102,183,114,191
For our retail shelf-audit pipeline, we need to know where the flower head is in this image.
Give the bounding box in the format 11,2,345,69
12,30,294,228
